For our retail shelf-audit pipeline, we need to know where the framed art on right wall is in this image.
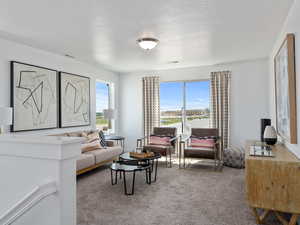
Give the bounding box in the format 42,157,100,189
274,33,297,144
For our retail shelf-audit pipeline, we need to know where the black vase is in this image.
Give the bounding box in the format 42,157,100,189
264,126,277,145
264,138,277,145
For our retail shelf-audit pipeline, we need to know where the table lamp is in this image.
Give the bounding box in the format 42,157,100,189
0,107,12,134
103,109,115,133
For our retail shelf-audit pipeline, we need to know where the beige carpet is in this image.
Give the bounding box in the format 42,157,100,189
77,161,281,225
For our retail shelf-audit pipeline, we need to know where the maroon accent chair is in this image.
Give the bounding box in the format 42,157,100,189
137,127,178,167
179,128,222,170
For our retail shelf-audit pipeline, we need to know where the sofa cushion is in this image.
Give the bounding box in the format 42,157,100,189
77,153,95,171
143,144,174,156
86,132,100,143
81,141,101,153
79,132,102,152
86,146,122,164
190,138,214,148
80,132,88,138
184,147,216,159
149,135,171,146
67,132,82,137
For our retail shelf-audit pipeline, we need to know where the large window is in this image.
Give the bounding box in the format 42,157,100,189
160,80,210,134
96,81,110,130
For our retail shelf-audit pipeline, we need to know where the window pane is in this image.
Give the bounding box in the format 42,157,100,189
96,82,109,130
186,81,210,129
160,82,183,134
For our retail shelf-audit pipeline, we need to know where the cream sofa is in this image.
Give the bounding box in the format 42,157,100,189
53,130,122,175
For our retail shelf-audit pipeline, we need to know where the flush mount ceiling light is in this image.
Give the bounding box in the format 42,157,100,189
137,37,159,50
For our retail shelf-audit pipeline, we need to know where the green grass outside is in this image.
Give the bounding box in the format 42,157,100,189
161,115,209,125
96,113,209,126
187,115,209,120
161,118,181,125
96,114,108,125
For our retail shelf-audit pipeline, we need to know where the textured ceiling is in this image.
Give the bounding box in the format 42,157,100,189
0,0,294,72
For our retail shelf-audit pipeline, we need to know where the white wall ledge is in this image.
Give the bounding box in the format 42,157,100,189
0,134,84,145
0,134,82,160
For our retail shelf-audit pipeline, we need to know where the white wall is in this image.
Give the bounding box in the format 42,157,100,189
269,0,300,158
119,58,270,151
0,37,119,135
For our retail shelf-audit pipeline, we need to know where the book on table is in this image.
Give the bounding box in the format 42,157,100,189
129,152,154,159
249,142,274,157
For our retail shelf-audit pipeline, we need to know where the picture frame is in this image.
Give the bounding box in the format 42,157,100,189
10,61,59,132
274,33,297,144
59,72,91,128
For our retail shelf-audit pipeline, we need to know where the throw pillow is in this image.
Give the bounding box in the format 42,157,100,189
67,132,81,137
81,141,101,153
80,132,88,138
224,147,245,169
190,138,215,148
98,130,107,148
149,135,171,146
86,132,100,143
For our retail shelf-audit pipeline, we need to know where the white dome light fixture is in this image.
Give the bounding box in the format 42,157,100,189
137,37,159,50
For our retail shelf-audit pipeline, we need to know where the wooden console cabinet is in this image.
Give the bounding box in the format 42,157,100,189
245,141,300,225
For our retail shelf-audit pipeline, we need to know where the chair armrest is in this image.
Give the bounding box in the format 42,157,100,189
137,135,150,148
180,135,190,143
170,135,180,142
190,135,221,140
137,135,150,141
214,138,223,148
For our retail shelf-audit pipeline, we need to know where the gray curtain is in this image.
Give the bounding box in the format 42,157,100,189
143,76,160,137
210,71,231,150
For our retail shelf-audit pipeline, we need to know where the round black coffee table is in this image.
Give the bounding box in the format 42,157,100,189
119,152,161,183
110,162,151,195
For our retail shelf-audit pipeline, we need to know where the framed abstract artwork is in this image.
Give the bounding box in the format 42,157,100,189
59,72,90,128
274,33,297,144
11,61,59,132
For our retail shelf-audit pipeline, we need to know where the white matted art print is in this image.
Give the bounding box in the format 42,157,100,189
274,33,297,144
59,72,90,128
11,61,58,132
